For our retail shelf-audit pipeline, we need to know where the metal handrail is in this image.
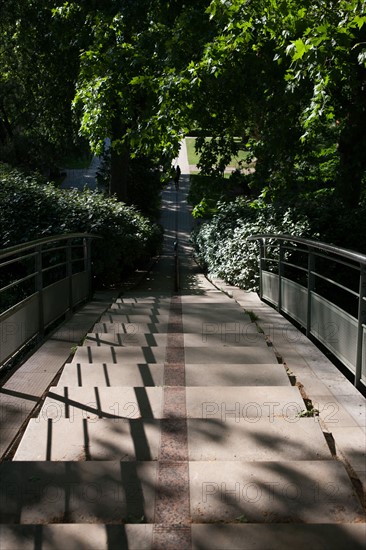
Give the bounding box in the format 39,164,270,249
247,233,366,265
0,233,97,259
0,233,100,369
248,233,366,392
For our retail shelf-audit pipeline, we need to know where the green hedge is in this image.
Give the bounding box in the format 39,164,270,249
0,164,163,287
192,198,312,290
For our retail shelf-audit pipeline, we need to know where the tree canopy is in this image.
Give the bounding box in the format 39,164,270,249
1,0,365,206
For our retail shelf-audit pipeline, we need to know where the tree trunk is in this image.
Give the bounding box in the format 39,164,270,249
336,108,366,208
110,112,130,202
110,141,129,202
335,65,366,209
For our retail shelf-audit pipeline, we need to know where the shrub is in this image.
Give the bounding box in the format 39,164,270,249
192,198,312,291
0,163,163,287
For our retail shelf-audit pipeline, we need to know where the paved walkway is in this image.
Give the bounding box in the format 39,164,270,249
0,142,365,549
60,140,110,191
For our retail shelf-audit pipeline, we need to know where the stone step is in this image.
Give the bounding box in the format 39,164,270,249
102,313,170,324
184,344,277,363
98,316,260,337
58,363,165,387
0,461,156,524
35,386,304,421
118,292,234,304
186,386,305,419
102,310,252,325
189,460,365,524
13,418,331,462
0,461,363,525
1,523,365,550
82,329,266,348
70,344,277,364
191,524,366,550
109,304,171,314
116,295,172,303
58,363,290,387
92,322,170,333
0,524,153,550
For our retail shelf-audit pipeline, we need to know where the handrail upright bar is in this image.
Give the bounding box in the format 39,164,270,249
355,266,366,388
66,239,73,317
258,238,265,301
84,237,93,299
35,244,45,338
307,248,315,338
278,241,284,313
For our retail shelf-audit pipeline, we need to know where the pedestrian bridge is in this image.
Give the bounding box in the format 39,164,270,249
0,167,365,548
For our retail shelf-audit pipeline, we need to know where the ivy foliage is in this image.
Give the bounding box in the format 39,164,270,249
0,164,162,287
192,198,312,290
192,191,366,291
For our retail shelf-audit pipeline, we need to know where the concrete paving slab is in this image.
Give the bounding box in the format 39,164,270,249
0,461,157,524
333,394,366,427
13,418,162,461
57,363,165,387
70,345,167,364
330,426,366,475
186,386,305,420
191,524,366,550
39,386,163,420
184,345,278,364
0,524,153,550
293,374,335,398
187,418,331,461
312,395,361,428
189,460,365,523
185,364,290,386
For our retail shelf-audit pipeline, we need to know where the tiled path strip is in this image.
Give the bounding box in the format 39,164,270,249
153,294,191,548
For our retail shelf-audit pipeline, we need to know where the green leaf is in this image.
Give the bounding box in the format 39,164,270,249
291,39,310,61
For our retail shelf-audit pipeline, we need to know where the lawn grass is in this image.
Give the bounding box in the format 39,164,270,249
185,137,249,168
186,137,201,165
61,152,93,169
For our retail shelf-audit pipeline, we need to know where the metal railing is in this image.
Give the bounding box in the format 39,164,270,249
248,234,366,391
0,233,98,368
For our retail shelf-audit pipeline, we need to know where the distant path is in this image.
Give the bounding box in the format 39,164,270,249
60,139,110,191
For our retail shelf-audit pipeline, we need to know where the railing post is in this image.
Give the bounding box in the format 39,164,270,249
278,241,284,313
35,245,44,338
66,239,73,317
259,238,265,300
355,265,366,388
84,237,93,300
307,249,315,337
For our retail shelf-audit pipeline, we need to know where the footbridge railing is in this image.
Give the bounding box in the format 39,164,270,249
0,234,98,369
248,234,366,392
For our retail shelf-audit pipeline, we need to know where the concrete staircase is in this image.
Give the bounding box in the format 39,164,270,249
1,290,365,549
1,153,365,548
